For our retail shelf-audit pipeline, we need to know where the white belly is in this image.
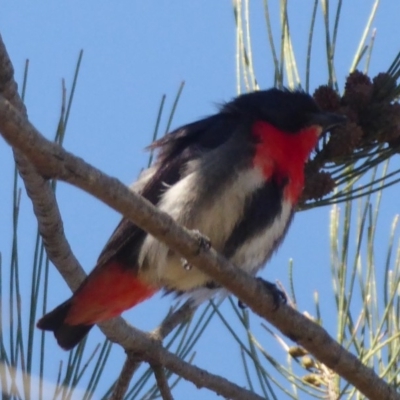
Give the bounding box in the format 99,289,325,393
230,200,292,275
138,166,292,291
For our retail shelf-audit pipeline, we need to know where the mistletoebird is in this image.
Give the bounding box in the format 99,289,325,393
37,88,345,350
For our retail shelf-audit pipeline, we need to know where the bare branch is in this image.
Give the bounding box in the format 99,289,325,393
152,364,174,400
110,302,194,399
112,301,196,400
0,35,27,116
100,319,265,400
109,353,142,400
151,301,195,341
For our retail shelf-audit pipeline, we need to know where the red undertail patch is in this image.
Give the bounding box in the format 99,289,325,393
65,261,158,325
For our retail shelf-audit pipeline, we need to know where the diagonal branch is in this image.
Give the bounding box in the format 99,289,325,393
109,352,143,400
151,364,174,400
0,94,398,400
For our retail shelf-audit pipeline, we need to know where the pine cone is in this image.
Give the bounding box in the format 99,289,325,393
343,71,373,110
313,85,341,112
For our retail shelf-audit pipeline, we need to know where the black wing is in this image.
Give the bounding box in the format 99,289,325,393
96,113,237,268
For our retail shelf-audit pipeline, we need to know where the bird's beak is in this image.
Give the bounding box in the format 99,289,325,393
310,112,347,134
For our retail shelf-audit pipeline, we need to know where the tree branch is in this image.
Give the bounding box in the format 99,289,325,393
99,319,265,400
109,352,142,400
151,364,174,400
0,94,398,399
110,302,195,399
151,301,195,341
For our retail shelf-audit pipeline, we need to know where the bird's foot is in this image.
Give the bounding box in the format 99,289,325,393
237,278,286,310
191,229,211,252
181,230,211,271
257,278,287,309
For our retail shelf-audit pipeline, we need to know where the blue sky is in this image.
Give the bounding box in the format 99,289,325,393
0,1,399,399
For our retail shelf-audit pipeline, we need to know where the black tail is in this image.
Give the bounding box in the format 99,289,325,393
37,300,93,351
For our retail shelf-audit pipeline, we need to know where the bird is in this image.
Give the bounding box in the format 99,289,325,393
37,88,345,350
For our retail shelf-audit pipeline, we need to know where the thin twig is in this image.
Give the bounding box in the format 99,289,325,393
152,301,195,341
151,364,174,400
109,353,142,400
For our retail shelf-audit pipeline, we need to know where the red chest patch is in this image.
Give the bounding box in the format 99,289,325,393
252,121,320,203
